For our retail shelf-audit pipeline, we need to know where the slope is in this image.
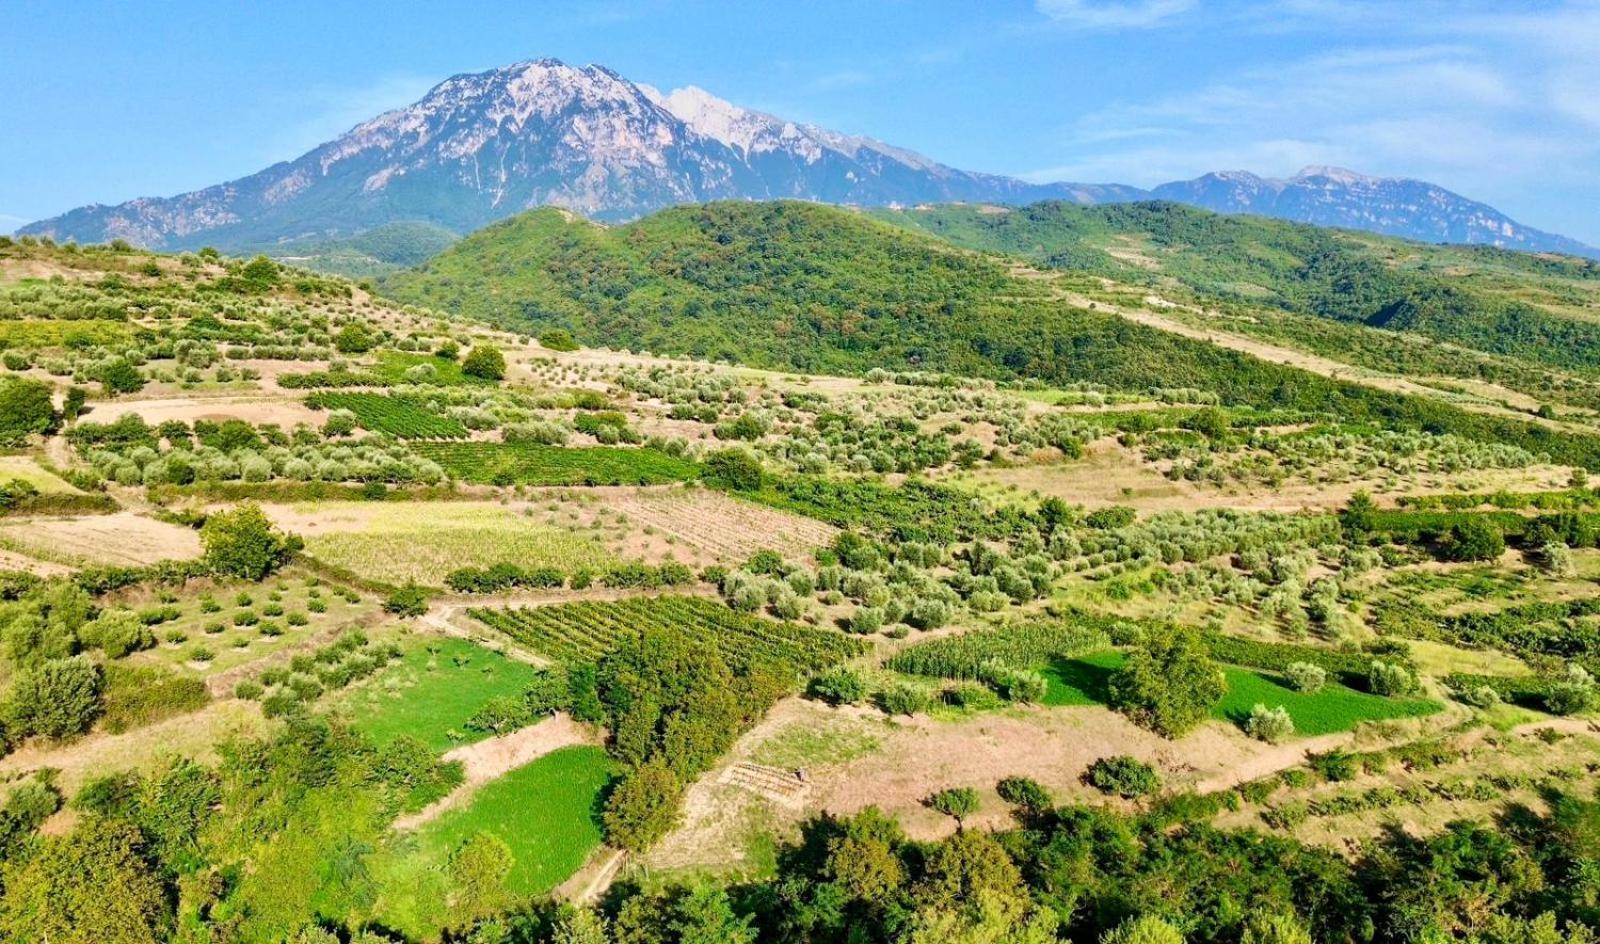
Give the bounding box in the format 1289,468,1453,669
872,201,1600,376
379,200,1600,468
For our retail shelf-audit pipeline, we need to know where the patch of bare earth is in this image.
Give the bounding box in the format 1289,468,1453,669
0,511,201,566
91,393,324,429
605,486,837,564
651,697,1394,876
392,715,600,830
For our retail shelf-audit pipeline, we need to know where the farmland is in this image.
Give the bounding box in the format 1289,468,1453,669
470,594,866,672
334,636,543,750
305,391,470,438
412,441,698,485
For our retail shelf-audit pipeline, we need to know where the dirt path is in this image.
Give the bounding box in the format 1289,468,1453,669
555,849,628,904
391,714,598,830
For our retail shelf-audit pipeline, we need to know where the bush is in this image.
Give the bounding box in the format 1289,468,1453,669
461,345,506,381
1368,660,1418,697
877,683,930,716
1546,666,1596,716
3,656,102,740
200,503,296,580
809,666,868,706
702,448,764,492
978,660,1048,703
1086,755,1161,798
1442,518,1505,562
1244,703,1295,743
1102,916,1185,944
384,582,429,617
334,323,375,354
1284,661,1327,693
234,680,264,700
539,329,579,352
996,775,1053,813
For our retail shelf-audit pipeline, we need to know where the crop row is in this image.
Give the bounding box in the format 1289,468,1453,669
469,595,864,674
306,392,468,439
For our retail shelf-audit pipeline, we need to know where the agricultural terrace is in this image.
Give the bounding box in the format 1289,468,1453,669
470,595,866,673
332,636,544,751
265,501,616,587
412,441,698,486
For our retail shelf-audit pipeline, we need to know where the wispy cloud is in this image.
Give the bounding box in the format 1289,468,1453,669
1035,0,1197,29
0,213,28,234
260,72,438,164
807,69,875,93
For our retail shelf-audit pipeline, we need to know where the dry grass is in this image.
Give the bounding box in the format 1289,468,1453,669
0,511,201,566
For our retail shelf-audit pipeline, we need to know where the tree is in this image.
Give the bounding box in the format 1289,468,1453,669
0,377,56,445
446,832,513,930
1108,627,1227,737
63,385,88,421
1284,662,1326,693
809,666,868,705
1546,666,1596,716
239,255,281,291
996,776,1053,817
0,817,170,944
551,908,609,944
4,656,102,740
702,448,764,492
824,807,907,901
461,345,506,381
1085,755,1161,798
200,503,295,580
96,359,145,395
1368,660,1418,697
334,323,375,354
602,762,682,852
539,329,579,352
1240,911,1312,944
1102,916,1185,944
1442,518,1505,562
926,786,980,827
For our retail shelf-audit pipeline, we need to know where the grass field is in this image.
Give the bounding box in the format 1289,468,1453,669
1042,650,1441,736
413,441,699,486
335,637,541,751
0,455,79,493
290,501,615,586
414,746,616,894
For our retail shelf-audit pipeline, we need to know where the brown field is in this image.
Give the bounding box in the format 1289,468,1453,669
0,511,201,566
603,486,837,564
90,393,324,428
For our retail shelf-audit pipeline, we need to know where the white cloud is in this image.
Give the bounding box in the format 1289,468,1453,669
261,72,438,164
0,212,28,234
1035,0,1197,29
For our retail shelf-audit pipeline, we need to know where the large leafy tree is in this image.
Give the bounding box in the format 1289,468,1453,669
0,377,56,445
1108,626,1227,737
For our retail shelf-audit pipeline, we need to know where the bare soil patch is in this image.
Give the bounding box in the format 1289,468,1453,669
91,393,323,429
0,511,201,565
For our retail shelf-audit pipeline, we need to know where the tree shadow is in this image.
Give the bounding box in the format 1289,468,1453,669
1044,654,1115,705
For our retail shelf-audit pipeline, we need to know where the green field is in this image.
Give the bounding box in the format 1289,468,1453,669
335,637,541,751
413,441,699,486
1042,650,1441,736
414,746,615,895
305,391,469,438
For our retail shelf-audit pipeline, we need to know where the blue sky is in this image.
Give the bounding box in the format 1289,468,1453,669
3,0,1597,243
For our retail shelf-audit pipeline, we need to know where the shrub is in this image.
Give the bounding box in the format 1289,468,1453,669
1086,755,1161,798
384,582,429,617
996,775,1053,814
809,666,868,706
877,683,930,716
702,448,764,492
1442,518,1505,562
539,329,579,352
461,345,506,381
1458,684,1501,708
1368,660,1418,697
334,323,375,354
978,660,1048,703
1546,666,1596,716
3,656,103,740
234,680,264,700
1284,661,1326,693
1244,704,1295,743
1101,916,1185,944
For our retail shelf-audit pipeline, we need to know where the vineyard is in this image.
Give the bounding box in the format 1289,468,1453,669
305,392,468,439
413,441,698,485
469,594,866,673
887,617,1113,679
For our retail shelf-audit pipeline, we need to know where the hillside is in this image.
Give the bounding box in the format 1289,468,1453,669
3,231,1600,942
380,200,1600,468
873,201,1600,375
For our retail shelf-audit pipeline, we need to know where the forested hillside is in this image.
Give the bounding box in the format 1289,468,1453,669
875,201,1600,374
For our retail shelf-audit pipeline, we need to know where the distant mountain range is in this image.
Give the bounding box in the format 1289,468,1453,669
18,58,1596,259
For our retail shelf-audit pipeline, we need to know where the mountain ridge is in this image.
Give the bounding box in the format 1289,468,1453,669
18,57,1595,258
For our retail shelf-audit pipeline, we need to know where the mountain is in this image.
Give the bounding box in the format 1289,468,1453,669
1151,167,1597,258
19,59,1594,259
16,59,1136,252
